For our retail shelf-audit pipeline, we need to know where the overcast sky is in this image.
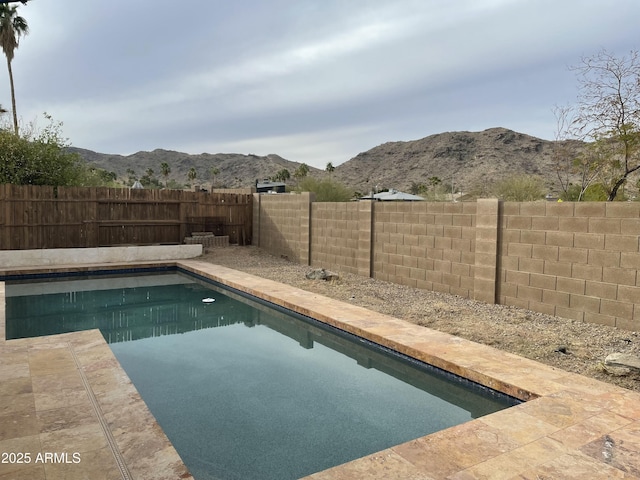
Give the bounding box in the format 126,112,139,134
4,0,640,169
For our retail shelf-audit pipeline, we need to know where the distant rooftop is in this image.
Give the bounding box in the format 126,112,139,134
359,189,425,201
256,180,286,193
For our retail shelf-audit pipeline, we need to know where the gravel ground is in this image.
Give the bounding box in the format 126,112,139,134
200,245,640,392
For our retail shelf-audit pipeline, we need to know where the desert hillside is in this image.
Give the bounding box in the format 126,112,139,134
71,127,585,193
333,128,584,194
68,148,320,189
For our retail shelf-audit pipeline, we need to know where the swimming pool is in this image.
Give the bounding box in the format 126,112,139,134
5,270,518,480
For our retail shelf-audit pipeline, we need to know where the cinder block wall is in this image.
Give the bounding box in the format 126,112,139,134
310,202,372,277
474,199,500,304
252,192,314,263
372,201,477,298
498,202,640,329
253,194,640,330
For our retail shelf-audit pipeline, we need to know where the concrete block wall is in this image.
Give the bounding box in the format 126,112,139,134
498,201,640,329
310,202,372,277
253,194,640,330
252,193,314,263
372,201,477,298
474,199,500,304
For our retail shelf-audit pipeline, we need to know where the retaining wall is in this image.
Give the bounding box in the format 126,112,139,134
0,245,203,268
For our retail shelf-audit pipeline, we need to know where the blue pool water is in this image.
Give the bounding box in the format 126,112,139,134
5,271,518,480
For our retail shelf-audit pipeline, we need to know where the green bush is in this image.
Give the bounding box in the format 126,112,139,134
293,176,354,202
80,167,119,187
0,114,85,186
491,175,546,201
561,183,625,201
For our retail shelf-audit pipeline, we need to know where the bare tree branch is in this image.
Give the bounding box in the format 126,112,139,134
569,49,640,201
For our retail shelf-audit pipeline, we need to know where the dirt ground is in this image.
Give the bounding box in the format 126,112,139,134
200,245,640,393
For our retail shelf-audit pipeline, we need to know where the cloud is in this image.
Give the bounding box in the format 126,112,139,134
3,0,640,170
183,124,381,167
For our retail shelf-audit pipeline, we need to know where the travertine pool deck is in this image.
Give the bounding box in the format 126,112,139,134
1,259,640,479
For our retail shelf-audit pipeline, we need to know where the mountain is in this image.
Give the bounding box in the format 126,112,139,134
68,148,319,189
70,127,585,192
334,127,585,194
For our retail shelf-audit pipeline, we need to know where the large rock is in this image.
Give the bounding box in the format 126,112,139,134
305,268,339,281
604,353,640,371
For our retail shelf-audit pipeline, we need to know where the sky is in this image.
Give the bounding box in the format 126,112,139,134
3,0,640,169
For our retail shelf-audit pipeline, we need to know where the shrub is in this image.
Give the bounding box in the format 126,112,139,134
293,177,354,202
0,113,84,186
491,175,546,201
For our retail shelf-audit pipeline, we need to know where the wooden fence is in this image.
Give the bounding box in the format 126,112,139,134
0,184,252,250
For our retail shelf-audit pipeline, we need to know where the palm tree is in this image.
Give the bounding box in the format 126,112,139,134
160,162,171,188
294,163,309,180
272,168,290,182
0,3,28,135
210,166,219,190
188,167,197,185
325,162,335,174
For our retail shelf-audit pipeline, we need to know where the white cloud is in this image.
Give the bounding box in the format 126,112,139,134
174,124,381,170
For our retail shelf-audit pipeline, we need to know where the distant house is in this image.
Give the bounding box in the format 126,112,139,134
359,189,425,201
256,180,286,193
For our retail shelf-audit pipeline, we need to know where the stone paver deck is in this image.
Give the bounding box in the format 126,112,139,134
1,259,640,479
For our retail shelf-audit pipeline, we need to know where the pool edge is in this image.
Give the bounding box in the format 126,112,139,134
2,260,640,479
0,263,193,480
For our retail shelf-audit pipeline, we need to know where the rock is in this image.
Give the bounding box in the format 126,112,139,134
602,364,631,376
604,353,640,371
305,268,339,281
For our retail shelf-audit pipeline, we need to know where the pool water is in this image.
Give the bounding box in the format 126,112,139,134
5,272,518,480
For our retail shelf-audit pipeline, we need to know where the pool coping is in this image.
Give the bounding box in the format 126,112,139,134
0,261,194,480
2,260,640,479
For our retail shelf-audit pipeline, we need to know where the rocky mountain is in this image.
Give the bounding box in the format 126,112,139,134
71,127,585,193
68,148,320,189
333,127,585,195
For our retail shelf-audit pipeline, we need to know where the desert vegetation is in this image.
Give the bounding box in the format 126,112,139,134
0,114,92,186
554,50,640,202
292,177,354,202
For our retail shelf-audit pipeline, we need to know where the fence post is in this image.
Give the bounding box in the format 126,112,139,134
357,201,374,278
473,198,500,304
86,188,98,247
299,192,314,265
252,193,261,247
179,191,187,244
